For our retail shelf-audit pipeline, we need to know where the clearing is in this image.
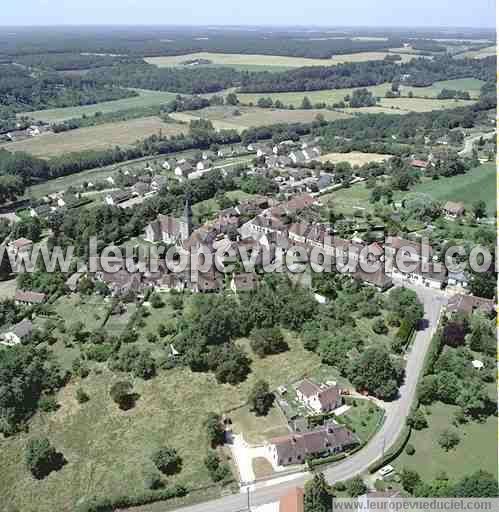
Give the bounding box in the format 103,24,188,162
320,152,392,166
2,117,187,158
19,89,179,124
394,401,497,481
145,52,415,69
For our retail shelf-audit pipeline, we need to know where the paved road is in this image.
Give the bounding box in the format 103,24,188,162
172,284,446,512
458,130,496,157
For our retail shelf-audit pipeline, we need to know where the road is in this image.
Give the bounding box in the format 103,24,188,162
458,130,496,157
172,284,446,512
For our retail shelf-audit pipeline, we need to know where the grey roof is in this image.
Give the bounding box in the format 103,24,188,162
9,319,34,338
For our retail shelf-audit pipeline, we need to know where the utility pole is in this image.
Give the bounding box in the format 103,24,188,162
381,435,386,459
247,485,251,511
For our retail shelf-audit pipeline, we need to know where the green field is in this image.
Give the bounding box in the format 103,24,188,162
173,106,349,132
456,45,496,59
3,116,187,158
20,89,179,124
145,52,415,70
0,329,322,512
408,162,496,215
237,79,480,110
395,402,498,481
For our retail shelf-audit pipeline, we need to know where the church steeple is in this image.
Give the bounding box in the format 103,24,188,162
184,192,193,237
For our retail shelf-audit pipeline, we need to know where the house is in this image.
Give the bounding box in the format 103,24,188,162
266,424,356,467
288,223,312,244
151,175,168,191
285,194,316,213
15,290,47,305
65,273,83,292
279,487,304,512
145,214,191,244
390,261,447,289
409,159,429,170
289,151,307,165
29,204,52,218
106,176,116,186
295,379,342,413
132,182,150,197
353,268,393,291
2,319,34,346
256,145,273,158
8,238,33,255
443,201,465,219
202,150,216,160
98,269,143,297
104,190,132,206
191,272,223,293
196,160,213,171
302,147,321,161
317,174,333,190
162,159,176,171
175,162,194,179
385,236,432,264
230,273,258,293
446,294,495,316
447,271,468,289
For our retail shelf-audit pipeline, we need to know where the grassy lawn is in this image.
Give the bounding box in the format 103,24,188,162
322,182,374,216
0,277,17,300
193,190,264,220
230,404,289,444
337,398,385,444
21,89,179,123
408,162,496,215
3,117,187,158
394,402,498,481
145,52,415,70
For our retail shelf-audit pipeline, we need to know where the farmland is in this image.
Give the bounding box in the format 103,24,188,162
171,106,350,131
145,51,416,69
2,117,186,158
456,45,496,59
236,79,481,109
19,89,179,124
320,152,392,166
0,331,322,512
407,162,496,214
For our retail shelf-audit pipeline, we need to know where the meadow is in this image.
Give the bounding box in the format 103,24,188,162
19,89,179,124
408,162,496,214
456,45,496,59
173,106,349,131
145,51,415,69
394,402,497,481
3,117,186,158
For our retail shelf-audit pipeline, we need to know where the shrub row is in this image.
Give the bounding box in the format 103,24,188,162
368,425,412,474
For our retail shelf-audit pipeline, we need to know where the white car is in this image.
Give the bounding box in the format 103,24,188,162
379,465,395,478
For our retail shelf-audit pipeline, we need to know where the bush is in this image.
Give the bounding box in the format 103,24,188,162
110,381,135,410
204,452,231,482
76,388,90,404
39,395,59,413
143,469,163,490
372,318,388,335
250,327,288,358
25,438,63,479
152,447,182,475
438,428,460,451
405,443,415,455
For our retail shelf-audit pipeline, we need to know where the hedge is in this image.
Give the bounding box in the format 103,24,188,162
75,484,187,512
308,452,347,469
368,425,412,474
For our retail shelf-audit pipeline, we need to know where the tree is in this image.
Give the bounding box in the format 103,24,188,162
438,428,460,451
346,476,367,497
226,92,239,106
406,408,428,430
76,388,90,404
400,468,421,494
405,443,415,455
372,318,388,335
452,470,498,497
304,473,332,512
152,446,182,475
250,327,288,358
143,469,163,490
249,380,274,416
205,412,225,447
348,346,403,400
25,438,63,479
204,451,230,482
110,380,135,410
149,293,164,308
132,350,156,380
418,375,438,405
436,371,462,404
473,199,487,219
301,96,313,109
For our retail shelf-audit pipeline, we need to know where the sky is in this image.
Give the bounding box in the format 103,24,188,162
0,0,495,28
